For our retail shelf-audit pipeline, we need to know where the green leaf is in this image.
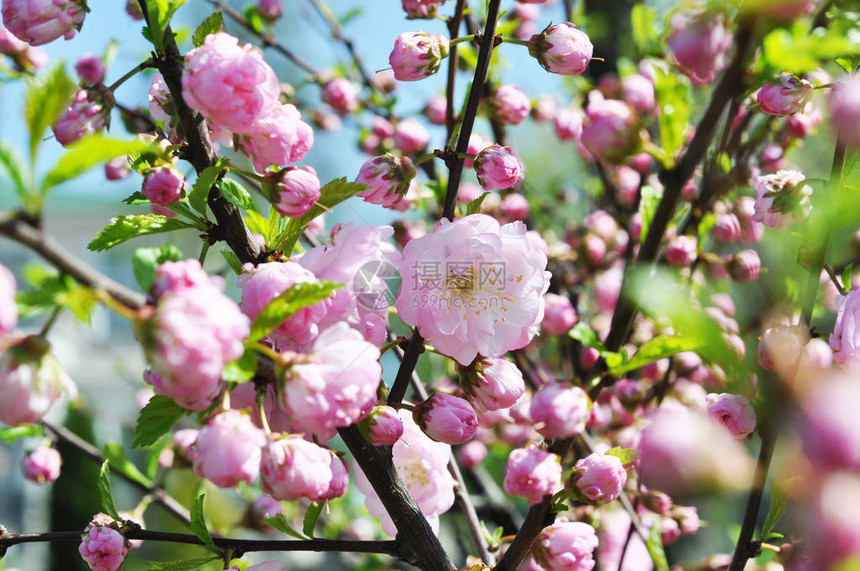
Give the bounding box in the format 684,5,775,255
761,479,791,539
264,514,306,540
762,22,860,74
222,348,258,384
42,136,160,192
190,490,218,551
103,442,154,488
638,185,662,244
98,460,122,521
25,63,76,160
604,446,641,467
132,395,186,448
216,178,257,212
339,7,362,26
0,424,44,443
272,178,368,253
653,69,691,161
242,4,265,34
220,249,243,275
54,281,98,323
147,556,220,571
303,502,324,538
0,138,31,202
464,192,490,216
132,245,184,292
249,281,343,343
568,322,623,369
88,215,195,252
610,334,703,376
145,434,171,480
645,523,670,571
144,0,187,51
630,5,658,55
192,11,223,47
189,164,223,214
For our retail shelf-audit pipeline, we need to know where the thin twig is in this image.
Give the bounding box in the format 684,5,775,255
306,0,376,94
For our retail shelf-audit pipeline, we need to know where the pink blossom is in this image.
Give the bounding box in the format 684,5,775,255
711,213,741,243
457,439,488,469
260,436,334,501
239,103,314,172
125,0,143,19
78,526,129,571
830,76,860,147
807,472,860,569
152,259,216,298
528,22,593,76
466,132,493,168
396,214,550,365
621,74,655,112
492,84,531,126
800,374,860,470
706,393,756,440
530,382,590,439
461,356,525,413
393,118,430,154
282,323,381,440
145,285,249,411
0,338,77,426
0,262,17,334
172,428,199,460
354,408,454,535
665,235,697,266
513,3,540,40
257,0,282,20
359,405,404,446
752,169,812,230
389,31,449,81
104,157,130,181
541,293,578,336
786,106,822,138
499,193,529,222
757,73,812,117
581,99,640,164
322,78,359,114
52,89,109,147
75,53,104,84
356,153,417,207
554,107,584,141
270,165,321,218
474,144,525,190
401,0,445,19
0,25,47,71
573,453,628,504
193,410,265,487
758,142,785,172
1,0,85,46
142,166,185,206
424,94,447,125
182,32,281,134
757,325,807,375
666,9,732,86
321,452,349,501
728,249,761,282
503,443,563,505
594,265,623,313
414,392,478,445
735,196,764,243
21,445,61,484
580,347,600,369
534,521,599,571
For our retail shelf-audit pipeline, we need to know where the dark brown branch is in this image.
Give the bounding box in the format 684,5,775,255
387,327,424,404
727,429,775,571
445,0,468,139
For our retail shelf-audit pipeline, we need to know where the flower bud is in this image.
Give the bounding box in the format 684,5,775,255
104,156,131,181
533,521,599,570
389,31,449,81
260,435,335,501
622,74,656,112
530,382,590,439
21,445,62,484
728,249,761,282
414,392,478,445
570,452,628,504
257,0,282,21
474,144,525,190
528,22,593,76
490,84,531,126
460,357,525,413
711,213,741,243
503,443,563,505
356,153,417,207
830,75,860,147
424,94,447,125
79,525,130,571
665,235,697,266
553,106,584,141
268,165,321,218
239,103,315,173
499,192,529,222
359,405,405,446
457,439,488,469
541,293,578,336
706,393,757,440
757,325,808,374
666,9,732,86
757,73,812,117
75,53,105,85
322,78,359,114
142,165,185,206
401,0,444,19
393,118,430,155
581,99,641,164
52,89,110,147
2,0,86,46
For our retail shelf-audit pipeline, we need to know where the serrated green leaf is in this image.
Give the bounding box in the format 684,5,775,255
0,424,44,442
88,215,195,252
98,460,122,521
192,11,223,47
610,334,703,376
25,63,76,161
189,164,223,214
216,178,256,211
464,192,490,215
249,281,343,342
103,442,154,488
222,348,257,384
303,502,324,538
123,191,150,205
147,556,220,571
190,490,218,551
133,395,186,448
264,514,306,540
638,185,662,244
132,245,183,293
0,137,31,202
604,446,641,466
653,69,690,162
42,136,160,192
645,523,670,571
272,178,368,253
144,0,187,51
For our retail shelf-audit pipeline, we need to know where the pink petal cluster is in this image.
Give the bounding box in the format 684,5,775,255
728,249,761,283
500,193,529,222
474,144,525,190
752,169,812,230
573,453,628,504
261,436,343,501
533,521,599,571
528,22,593,76
503,442,563,505
424,94,447,125
104,156,131,181
0,262,17,334
396,214,550,366
322,77,359,114
257,0,282,20
492,84,531,126
152,259,216,298
282,323,381,440
622,74,656,112
401,0,446,19
581,99,640,164
270,165,321,218
830,75,860,147
414,392,478,445
75,53,105,84
666,9,732,86
665,235,697,266
757,73,812,117
393,118,430,155
78,526,129,571
52,89,109,147
706,393,756,440
554,106,585,141
359,405,404,446
146,283,249,411
355,408,454,535
355,153,417,207
192,410,265,487
1,0,85,46
530,382,590,439
142,165,185,206
461,356,525,413
0,338,77,426
800,374,860,470
541,292,578,336
389,31,449,81
0,25,48,72
239,103,315,173
21,445,62,484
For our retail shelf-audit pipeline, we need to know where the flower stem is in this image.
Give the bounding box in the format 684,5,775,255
449,34,476,46
38,306,63,337
108,58,153,93
502,37,530,46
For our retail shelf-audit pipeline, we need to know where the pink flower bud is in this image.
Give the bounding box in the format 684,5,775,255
257,0,282,20
261,436,335,501
503,442,563,505
52,89,110,147
665,235,697,266
142,166,185,206
414,392,478,445
786,106,822,139
572,452,628,504
152,259,215,298
393,118,429,155
401,0,445,19
706,393,757,440
798,337,832,374
75,53,105,85
533,521,599,570
424,94,448,125
553,106,584,141
666,9,732,86
528,22,593,76
642,489,673,514
711,213,741,243
457,439,488,469
360,405,405,446
728,249,761,282
542,293,578,336
193,410,265,488
474,144,525,190
580,347,600,369
270,165,321,218
500,192,529,222
757,73,812,117
530,382,590,439
21,445,61,484
800,374,860,470
322,78,359,114
79,526,129,571
239,103,314,173
622,74,655,112
356,153,417,207
581,99,641,164
491,84,531,126
321,452,349,501
465,132,492,168
0,262,17,335
461,357,525,413
757,325,807,374
389,31,449,81
172,428,199,460
104,156,130,181
758,142,785,173
2,0,85,46
752,169,813,230
830,76,860,147
734,196,764,243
